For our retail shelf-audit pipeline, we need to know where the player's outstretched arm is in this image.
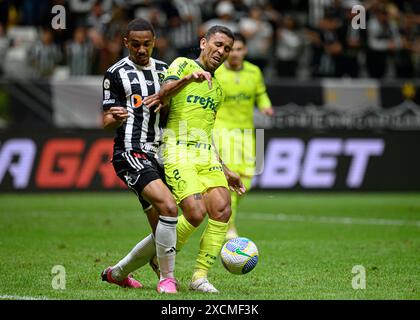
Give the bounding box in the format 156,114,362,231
144,71,212,113
223,164,246,196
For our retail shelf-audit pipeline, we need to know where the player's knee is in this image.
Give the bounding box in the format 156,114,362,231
211,203,231,223
159,200,178,218
185,206,206,227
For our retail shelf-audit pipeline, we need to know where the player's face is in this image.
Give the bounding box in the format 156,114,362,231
124,30,155,66
226,40,247,68
200,32,234,72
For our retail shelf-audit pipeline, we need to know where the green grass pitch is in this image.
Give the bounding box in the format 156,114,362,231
0,192,419,300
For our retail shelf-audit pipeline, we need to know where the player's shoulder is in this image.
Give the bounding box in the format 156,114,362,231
165,57,197,80
151,57,168,71
169,56,196,68
105,57,134,76
243,60,262,74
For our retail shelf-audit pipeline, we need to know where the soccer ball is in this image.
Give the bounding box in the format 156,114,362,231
220,237,259,275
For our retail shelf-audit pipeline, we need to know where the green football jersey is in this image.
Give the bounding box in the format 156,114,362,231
214,61,271,130
163,57,225,145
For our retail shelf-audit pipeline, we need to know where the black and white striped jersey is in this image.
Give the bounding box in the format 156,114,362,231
102,56,167,155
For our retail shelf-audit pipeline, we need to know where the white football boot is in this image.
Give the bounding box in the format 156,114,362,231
189,278,219,293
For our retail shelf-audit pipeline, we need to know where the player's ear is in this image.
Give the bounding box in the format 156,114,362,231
123,37,129,48
200,37,207,50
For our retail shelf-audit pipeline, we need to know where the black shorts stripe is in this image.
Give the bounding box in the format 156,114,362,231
123,152,143,171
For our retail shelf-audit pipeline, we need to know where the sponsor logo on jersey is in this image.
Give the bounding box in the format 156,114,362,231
225,92,252,102
130,78,140,85
177,61,188,77
130,94,143,108
186,95,219,112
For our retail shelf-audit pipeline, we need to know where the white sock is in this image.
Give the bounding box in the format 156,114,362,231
111,233,155,281
155,216,178,280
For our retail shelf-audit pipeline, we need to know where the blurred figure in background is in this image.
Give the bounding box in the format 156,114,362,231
239,5,273,71
0,23,9,76
30,28,62,78
335,0,362,77
395,14,417,78
87,0,111,35
200,0,239,36
170,0,202,59
147,5,175,62
275,15,303,78
306,8,343,78
366,5,402,78
20,0,50,27
65,26,94,76
231,0,250,21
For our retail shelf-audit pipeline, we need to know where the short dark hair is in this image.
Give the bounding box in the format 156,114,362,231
204,25,234,42
233,32,246,45
126,18,155,37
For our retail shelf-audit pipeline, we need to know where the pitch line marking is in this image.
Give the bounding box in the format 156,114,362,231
0,295,50,300
246,213,420,227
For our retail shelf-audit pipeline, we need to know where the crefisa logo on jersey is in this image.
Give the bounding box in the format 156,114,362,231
186,95,219,112
130,94,143,108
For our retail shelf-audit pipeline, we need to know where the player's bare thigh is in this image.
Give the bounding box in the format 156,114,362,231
179,194,207,227
141,179,178,218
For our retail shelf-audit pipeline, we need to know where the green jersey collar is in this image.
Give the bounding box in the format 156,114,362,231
194,59,214,77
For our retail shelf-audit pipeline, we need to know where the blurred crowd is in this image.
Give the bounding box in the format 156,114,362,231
0,0,420,79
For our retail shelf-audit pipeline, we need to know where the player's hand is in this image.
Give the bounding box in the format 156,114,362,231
223,166,246,196
262,107,274,117
188,71,212,89
109,106,129,121
144,93,165,113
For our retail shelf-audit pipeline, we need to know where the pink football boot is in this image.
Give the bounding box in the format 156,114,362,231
101,267,143,289
156,278,178,294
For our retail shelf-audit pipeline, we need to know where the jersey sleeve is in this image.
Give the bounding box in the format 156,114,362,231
163,57,192,82
102,70,124,111
255,67,272,111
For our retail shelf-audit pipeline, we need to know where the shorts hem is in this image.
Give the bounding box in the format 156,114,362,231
203,184,229,194
177,189,205,204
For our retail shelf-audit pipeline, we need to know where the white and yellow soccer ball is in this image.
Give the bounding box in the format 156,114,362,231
220,237,259,275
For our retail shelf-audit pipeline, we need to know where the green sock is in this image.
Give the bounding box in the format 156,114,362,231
176,214,197,252
193,219,228,280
